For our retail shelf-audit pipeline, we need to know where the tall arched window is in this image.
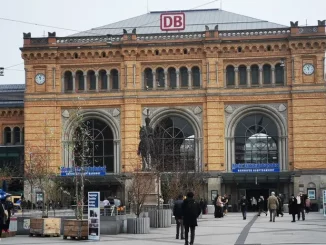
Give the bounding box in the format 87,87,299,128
73,119,114,172
234,114,278,164
154,116,196,171
263,64,272,85
226,65,235,86
111,69,119,90
14,127,20,144
275,63,284,85
99,70,107,90
4,127,11,144
239,65,247,86
168,67,176,89
144,68,153,89
64,71,73,92
88,70,96,90
180,67,188,88
156,67,165,88
251,65,259,86
76,71,84,91
192,66,200,88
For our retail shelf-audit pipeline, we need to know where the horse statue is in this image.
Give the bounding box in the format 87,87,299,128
137,117,155,170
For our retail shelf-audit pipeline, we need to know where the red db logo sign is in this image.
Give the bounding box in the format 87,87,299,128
160,13,185,31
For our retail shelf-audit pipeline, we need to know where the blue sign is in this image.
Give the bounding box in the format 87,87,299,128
60,167,106,176
232,163,280,173
88,192,100,240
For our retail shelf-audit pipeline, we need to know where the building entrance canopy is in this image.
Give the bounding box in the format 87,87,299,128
221,172,293,184
232,163,280,173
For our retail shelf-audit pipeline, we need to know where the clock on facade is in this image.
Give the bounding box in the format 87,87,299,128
35,73,46,85
303,64,315,75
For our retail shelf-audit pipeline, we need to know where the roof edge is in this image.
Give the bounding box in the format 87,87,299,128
150,8,219,14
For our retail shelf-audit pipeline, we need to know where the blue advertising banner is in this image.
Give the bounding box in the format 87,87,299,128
232,163,280,173
60,167,106,176
88,192,100,241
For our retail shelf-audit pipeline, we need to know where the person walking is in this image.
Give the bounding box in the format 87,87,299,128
267,192,279,222
296,192,305,221
216,196,224,218
289,194,298,222
305,197,311,214
251,197,257,212
3,195,13,232
213,195,219,218
173,195,184,240
276,194,284,217
240,196,248,220
182,192,201,245
257,196,267,216
199,198,205,215
223,194,229,216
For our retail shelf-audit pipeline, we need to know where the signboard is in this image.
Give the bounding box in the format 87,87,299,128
88,192,100,240
323,190,326,217
160,13,185,31
60,167,106,176
232,163,280,173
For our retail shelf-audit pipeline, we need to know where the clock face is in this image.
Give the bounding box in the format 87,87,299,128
35,73,46,85
303,64,315,75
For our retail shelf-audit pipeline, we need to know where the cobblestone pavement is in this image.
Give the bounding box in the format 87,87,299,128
0,212,325,245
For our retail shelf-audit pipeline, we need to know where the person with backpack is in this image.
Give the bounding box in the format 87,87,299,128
173,194,184,240
240,196,248,220
182,192,201,245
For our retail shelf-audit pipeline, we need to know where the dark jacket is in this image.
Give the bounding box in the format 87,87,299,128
239,199,248,211
289,197,298,214
0,202,5,224
4,200,13,218
173,199,183,219
258,197,264,209
277,197,283,211
182,198,201,227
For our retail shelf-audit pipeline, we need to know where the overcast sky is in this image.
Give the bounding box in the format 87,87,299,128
1,0,325,84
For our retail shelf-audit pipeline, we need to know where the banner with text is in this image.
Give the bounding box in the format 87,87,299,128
60,167,106,176
232,163,280,173
88,192,100,241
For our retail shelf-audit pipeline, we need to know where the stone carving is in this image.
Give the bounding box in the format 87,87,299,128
278,104,287,112
290,21,299,27
143,108,151,116
194,106,202,115
62,110,70,118
225,105,233,114
112,108,120,117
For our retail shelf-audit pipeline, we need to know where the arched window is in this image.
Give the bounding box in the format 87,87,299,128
88,70,96,90
154,116,196,171
180,67,188,88
275,63,284,85
234,114,278,164
226,65,235,86
239,65,247,86
263,64,272,85
251,65,259,86
14,127,20,144
144,68,153,89
99,70,107,90
76,71,84,91
111,69,119,90
168,67,176,89
73,119,114,172
64,71,73,92
192,66,200,88
4,127,11,144
156,67,165,88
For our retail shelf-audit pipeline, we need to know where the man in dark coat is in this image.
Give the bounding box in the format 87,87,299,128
239,196,248,220
173,194,184,240
276,194,284,217
213,195,219,218
289,194,298,222
296,192,305,221
182,192,201,245
3,195,13,232
0,199,6,238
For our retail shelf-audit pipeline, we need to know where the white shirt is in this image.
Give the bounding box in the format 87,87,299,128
296,196,301,204
103,200,110,206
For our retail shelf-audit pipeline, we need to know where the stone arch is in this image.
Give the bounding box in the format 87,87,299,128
225,105,287,172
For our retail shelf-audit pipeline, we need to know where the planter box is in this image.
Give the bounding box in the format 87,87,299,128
63,219,88,240
29,218,61,237
127,217,150,234
148,209,171,228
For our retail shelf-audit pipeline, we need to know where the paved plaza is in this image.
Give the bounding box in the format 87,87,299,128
1,212,325,245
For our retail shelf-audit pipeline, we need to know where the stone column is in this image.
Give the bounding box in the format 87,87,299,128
246,67,251,87
84,73,88,91
224,69,227,88
259,66,263,87
234,67,239,88
61,76,65,92
11,128,14,144
141,71,145,90
20,128,23,144
176,70,180,89
164,70,168,90
272,66,276,87
153,71,157,90
72,73,76,93
95,72,99,92
107,71,111,91
188,69,192,89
